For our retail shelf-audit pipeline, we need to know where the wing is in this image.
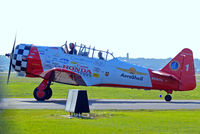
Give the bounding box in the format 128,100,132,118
39,68,86,86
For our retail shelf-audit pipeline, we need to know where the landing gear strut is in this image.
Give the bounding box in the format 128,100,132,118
33,80,53,101
165,94,172,102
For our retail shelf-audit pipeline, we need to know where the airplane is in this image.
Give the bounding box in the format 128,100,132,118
6,37,196,102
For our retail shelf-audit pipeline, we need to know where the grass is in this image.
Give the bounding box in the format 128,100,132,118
1,74,200,134
1,109,200,134
1,74,200,100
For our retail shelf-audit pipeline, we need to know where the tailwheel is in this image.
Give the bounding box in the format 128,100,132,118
33,88,47,101
165,94,172,102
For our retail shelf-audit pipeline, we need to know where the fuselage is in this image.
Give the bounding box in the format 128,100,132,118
9,43,196,102
11,44,196,93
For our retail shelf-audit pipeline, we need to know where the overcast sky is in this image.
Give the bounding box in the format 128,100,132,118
0,0,200,58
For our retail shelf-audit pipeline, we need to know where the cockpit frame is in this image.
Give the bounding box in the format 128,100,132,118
62,41,115,61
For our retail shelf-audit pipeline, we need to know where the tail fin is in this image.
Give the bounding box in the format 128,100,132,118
161,48,196,91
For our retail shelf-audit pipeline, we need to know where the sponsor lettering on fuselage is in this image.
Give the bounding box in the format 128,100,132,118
117,67,147,75
152,77,163,82
39,51,45,55
63,65,92,77
120,73,144,81
59,58,69,64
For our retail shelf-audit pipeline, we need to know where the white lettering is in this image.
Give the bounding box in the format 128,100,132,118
186,64,189,72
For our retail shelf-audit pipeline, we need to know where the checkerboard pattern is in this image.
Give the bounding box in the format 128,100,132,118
12,44,32,73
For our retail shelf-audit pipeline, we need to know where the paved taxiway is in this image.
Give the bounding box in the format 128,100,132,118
1,98,200,110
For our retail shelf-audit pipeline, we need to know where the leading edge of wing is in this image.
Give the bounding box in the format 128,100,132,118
39,68,87,86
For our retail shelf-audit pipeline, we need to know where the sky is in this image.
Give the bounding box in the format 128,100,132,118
0,0,200,58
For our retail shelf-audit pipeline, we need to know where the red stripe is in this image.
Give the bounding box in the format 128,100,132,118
26,45,43,77
93,83,179,92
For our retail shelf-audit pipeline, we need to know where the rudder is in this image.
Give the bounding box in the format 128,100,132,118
161,48,196,91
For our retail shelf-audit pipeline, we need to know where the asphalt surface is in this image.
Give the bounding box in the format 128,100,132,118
1,98,200,110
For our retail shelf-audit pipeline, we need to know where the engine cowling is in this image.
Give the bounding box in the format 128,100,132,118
12,44,32,73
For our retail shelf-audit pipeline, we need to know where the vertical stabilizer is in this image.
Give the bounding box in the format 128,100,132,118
161,48,196,91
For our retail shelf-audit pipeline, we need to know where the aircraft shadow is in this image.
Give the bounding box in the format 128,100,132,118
22,99,200,106
89,100,200,105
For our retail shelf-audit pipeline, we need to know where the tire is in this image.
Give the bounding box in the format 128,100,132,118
45,87,52,100
165,94,172,102
33,88,47,101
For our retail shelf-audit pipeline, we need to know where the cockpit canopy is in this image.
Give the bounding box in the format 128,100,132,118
62,41,115,61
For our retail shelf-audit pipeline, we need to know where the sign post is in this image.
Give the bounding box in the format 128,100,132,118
65,89,90,118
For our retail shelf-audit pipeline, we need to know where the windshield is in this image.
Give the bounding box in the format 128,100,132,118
62,42,115,61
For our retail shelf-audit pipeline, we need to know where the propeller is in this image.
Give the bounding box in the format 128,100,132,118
6,35,16,84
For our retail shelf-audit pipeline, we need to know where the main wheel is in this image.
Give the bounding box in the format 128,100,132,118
165,94,172,102
33,88,47,101
45,87,52,100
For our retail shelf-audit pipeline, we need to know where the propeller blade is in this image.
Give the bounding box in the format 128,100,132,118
7,59,12,84
7,35,16,84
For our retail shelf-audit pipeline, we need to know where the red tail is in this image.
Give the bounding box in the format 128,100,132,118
161,48,196,91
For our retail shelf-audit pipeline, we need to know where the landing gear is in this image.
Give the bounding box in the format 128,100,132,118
165,94,172,102
33,80,53,101
33,87,53,101
33,88,47,101
45,87,52,100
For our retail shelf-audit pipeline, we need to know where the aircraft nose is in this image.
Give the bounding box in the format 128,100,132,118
12,44,32,73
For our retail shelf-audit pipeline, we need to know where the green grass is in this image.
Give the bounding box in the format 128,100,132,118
1,74,200,100
1,74,200,134
1,109,200,134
